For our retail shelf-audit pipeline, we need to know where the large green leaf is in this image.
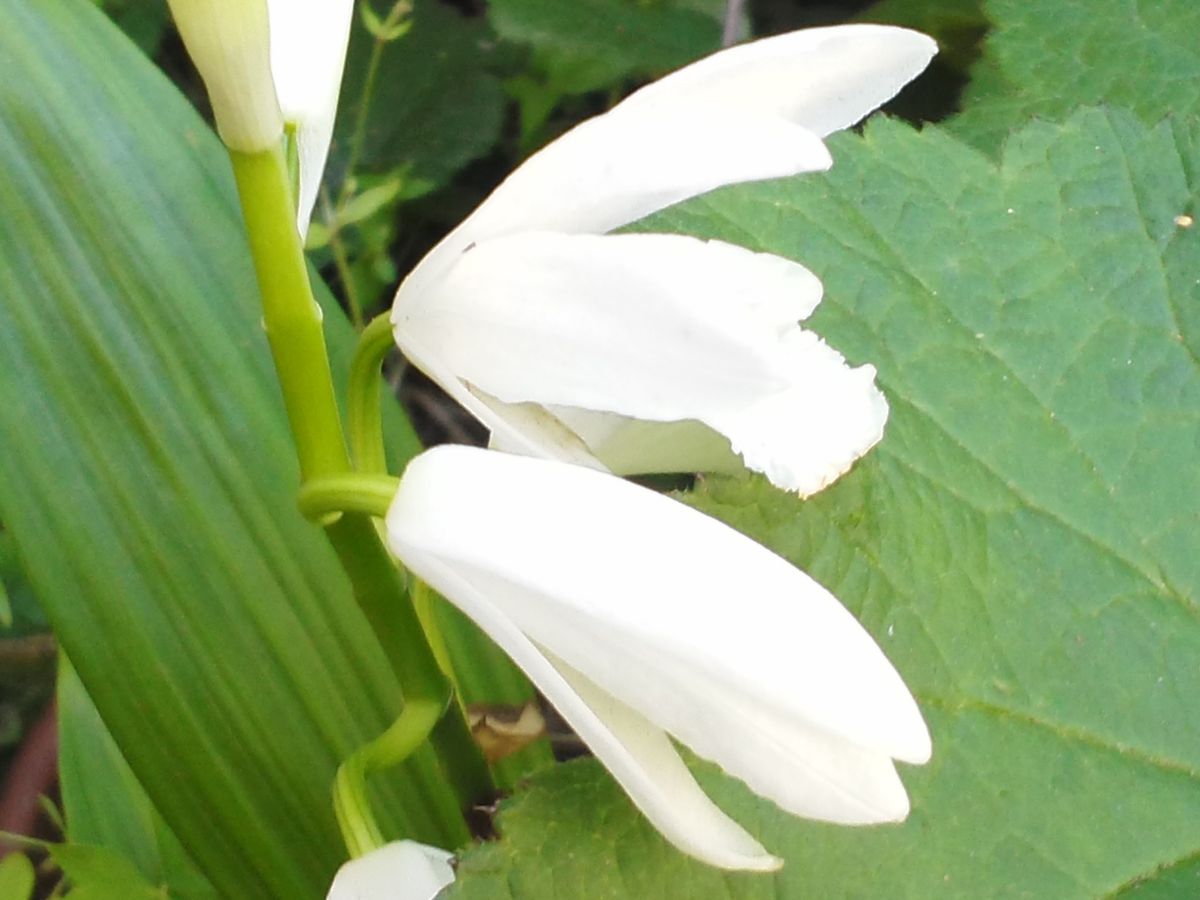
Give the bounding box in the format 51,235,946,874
953,0,1200,150
58,659,217,899
451,107,1200,897
0,0,462,896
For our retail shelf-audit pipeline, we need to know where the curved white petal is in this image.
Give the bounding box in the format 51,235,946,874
166,0,283,152
537,612,914,824
389,510,778,869
398,231,887,495
618,24,938,138
395,112,831,305
325,841,454,900
266,0,354,233
541,409,745,477
388,447,930,788
399,336,607,470
393,25,933,289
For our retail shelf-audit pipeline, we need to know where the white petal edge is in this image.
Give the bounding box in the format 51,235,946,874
325,841,454,900
266,0,355,234
532,611,914,824
389,541,780,870
391,447,931,765
394,111,831,305
398,231,887,495
391,24,934,283
536,410,746,478
618,24,938,138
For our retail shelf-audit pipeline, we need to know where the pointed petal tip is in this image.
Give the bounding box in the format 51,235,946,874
898,716,933,766
739,852,785,873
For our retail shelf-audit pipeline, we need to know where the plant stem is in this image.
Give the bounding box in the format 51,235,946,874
228,145,492,840
348,313,395,473
230,147,349,483
334,697,446,858
298,473,399,521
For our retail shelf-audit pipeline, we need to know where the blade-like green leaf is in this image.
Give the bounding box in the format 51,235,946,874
58,658,217,899
0,0,462,895
451,107,1200,898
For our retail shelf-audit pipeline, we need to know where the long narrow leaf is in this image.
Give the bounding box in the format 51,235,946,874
0,0,462,895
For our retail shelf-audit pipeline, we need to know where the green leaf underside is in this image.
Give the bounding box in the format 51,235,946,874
451,109,1200,897
0,0,479,895
954,0,1200,151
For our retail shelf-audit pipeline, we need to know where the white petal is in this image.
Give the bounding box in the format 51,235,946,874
395,112,831,306
397,231,886,495
541,409,745,477
389,446,931,772
394,25,933,282
399,337,607,469
266,0,354,233
165,0,283,151
618,24,938,138
389,528,778,870
542,612,914,824
325,841,454,900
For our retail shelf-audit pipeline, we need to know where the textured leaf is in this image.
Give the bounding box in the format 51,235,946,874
450,108,1200,897
0,0,461,896
953,0,1200,149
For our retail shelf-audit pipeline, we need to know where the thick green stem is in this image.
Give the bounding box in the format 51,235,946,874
228,146,493,839
231,147,348,482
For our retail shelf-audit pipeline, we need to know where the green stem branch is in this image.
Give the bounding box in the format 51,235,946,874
348,313,395,473
335,697,446,858
228,146,493,842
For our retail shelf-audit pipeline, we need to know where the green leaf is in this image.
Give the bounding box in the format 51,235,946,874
488,0,721,90
47,844,165,900
0,532,48,637
0,853,35,900
337,0,506,197
953,0,1200,150
0,0,462,896
58,659,217,899
451,107,1200,897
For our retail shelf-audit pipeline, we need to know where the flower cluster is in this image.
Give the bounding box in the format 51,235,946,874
166,2,936,894
391,25,935,496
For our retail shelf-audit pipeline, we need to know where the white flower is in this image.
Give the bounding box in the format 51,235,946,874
164,0,353,231
391,25,936,496
326,841,454,900
387,445,931,871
